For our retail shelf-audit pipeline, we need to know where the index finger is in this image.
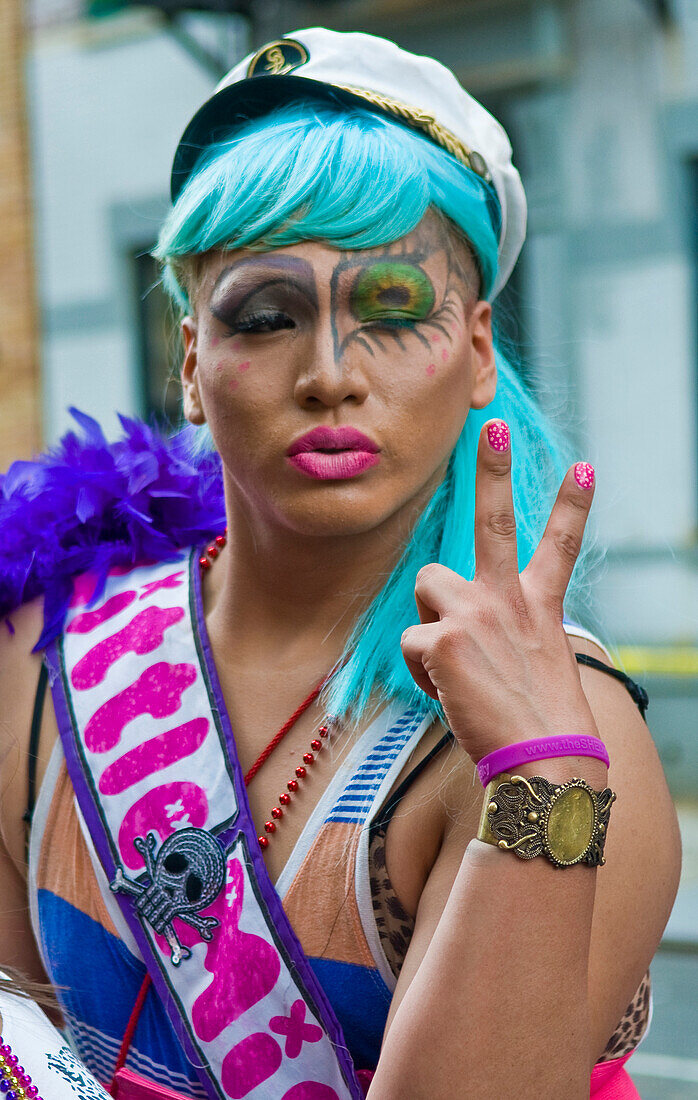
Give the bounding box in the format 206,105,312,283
473,419,520,586
522,461,595,605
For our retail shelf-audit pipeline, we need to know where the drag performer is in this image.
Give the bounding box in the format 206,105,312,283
0,28,681,1100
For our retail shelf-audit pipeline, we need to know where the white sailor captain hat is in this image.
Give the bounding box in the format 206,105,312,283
170,27,527,299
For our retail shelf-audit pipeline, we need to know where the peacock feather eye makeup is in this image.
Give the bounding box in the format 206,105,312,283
351,263,436,324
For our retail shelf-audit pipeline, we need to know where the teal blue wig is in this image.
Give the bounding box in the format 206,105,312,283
154,100,600,723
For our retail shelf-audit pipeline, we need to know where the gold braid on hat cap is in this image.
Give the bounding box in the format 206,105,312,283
333,83,491,182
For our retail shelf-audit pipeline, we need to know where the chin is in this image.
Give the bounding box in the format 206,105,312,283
279,497,400,539
254,476,413,539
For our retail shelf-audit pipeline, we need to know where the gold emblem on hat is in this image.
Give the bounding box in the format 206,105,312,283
247,39,309,78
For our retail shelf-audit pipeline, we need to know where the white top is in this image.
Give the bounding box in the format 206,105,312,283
0,973,110,1098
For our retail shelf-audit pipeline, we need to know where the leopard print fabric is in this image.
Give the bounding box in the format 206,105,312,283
599,970,651,1062
368,823,650,1062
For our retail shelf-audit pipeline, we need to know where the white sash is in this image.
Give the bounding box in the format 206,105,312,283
46,548,363,1100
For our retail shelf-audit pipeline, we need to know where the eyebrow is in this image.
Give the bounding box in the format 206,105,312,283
211,255,316,294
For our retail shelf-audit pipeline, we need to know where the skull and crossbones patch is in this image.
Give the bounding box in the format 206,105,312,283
110,827,226,965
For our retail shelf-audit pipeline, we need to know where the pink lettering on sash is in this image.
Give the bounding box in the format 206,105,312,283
221,1033,283,1099
67,591,137,635
85,662,198,753
270,1002,323,1059
118,781,209,870
281,1085,342,1100
98,717,209,795
192,858,281,1042
71,606,185,690
139,571,186,600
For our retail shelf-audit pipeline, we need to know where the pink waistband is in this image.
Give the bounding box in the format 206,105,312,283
357,1054,639,1099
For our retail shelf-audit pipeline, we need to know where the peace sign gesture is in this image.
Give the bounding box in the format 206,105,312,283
400,420,599,763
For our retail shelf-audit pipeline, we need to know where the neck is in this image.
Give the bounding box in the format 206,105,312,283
203,482,431,678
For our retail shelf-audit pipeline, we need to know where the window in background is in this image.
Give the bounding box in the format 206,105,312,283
132,248,182,430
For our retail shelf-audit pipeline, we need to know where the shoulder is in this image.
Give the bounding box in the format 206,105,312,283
0,597,48,868
562,632,682,1059
0,596,46,745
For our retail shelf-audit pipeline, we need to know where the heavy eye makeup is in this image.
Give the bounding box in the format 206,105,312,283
348,261,457,351
208,271,318,338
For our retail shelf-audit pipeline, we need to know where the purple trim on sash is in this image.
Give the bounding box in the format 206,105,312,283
188,547,362,1097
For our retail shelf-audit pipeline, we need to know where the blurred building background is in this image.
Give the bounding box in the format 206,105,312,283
3,0,698,1093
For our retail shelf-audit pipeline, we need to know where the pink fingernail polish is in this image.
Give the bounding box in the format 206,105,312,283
487,420,510,452
575,461,595,490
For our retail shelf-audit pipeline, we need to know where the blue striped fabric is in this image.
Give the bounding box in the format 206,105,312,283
65,1013,208,1098
326,709,425,824
37,892,206,1097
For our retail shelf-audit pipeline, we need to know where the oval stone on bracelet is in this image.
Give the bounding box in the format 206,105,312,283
544,785,596,864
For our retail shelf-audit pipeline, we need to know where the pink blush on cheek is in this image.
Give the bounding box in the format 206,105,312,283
426,364,436,377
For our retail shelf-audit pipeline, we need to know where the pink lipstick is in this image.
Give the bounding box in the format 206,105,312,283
287,426,381,480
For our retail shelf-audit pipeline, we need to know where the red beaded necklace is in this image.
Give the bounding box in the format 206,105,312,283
200,531,335,850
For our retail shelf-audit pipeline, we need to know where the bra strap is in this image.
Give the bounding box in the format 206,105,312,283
23,660,48,844
575,653,649,719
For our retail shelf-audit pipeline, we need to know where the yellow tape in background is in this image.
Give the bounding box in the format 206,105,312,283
615,647,698,677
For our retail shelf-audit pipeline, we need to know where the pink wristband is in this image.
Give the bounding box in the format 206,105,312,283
476,735,610,787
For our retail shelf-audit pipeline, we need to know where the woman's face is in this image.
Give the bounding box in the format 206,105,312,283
180,212,497,539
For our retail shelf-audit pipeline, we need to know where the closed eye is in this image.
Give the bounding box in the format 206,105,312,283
348,299,459,355
227,310,296,334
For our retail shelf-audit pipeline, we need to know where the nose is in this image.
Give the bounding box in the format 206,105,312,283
293,321,370,410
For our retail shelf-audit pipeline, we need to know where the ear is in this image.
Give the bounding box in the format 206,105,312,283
180,317,206,425
467,300,497,410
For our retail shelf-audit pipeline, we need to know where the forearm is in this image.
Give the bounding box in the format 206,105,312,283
371,755,608,1100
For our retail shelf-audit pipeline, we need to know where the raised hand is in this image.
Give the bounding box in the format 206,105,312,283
400,420,599,763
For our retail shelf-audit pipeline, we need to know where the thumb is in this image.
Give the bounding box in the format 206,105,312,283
401,622,441,700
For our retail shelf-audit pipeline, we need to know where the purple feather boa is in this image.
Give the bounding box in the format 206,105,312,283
0,408,225,651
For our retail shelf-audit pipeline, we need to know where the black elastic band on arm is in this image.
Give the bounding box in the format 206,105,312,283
574,652,649,720
23,660,48,834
